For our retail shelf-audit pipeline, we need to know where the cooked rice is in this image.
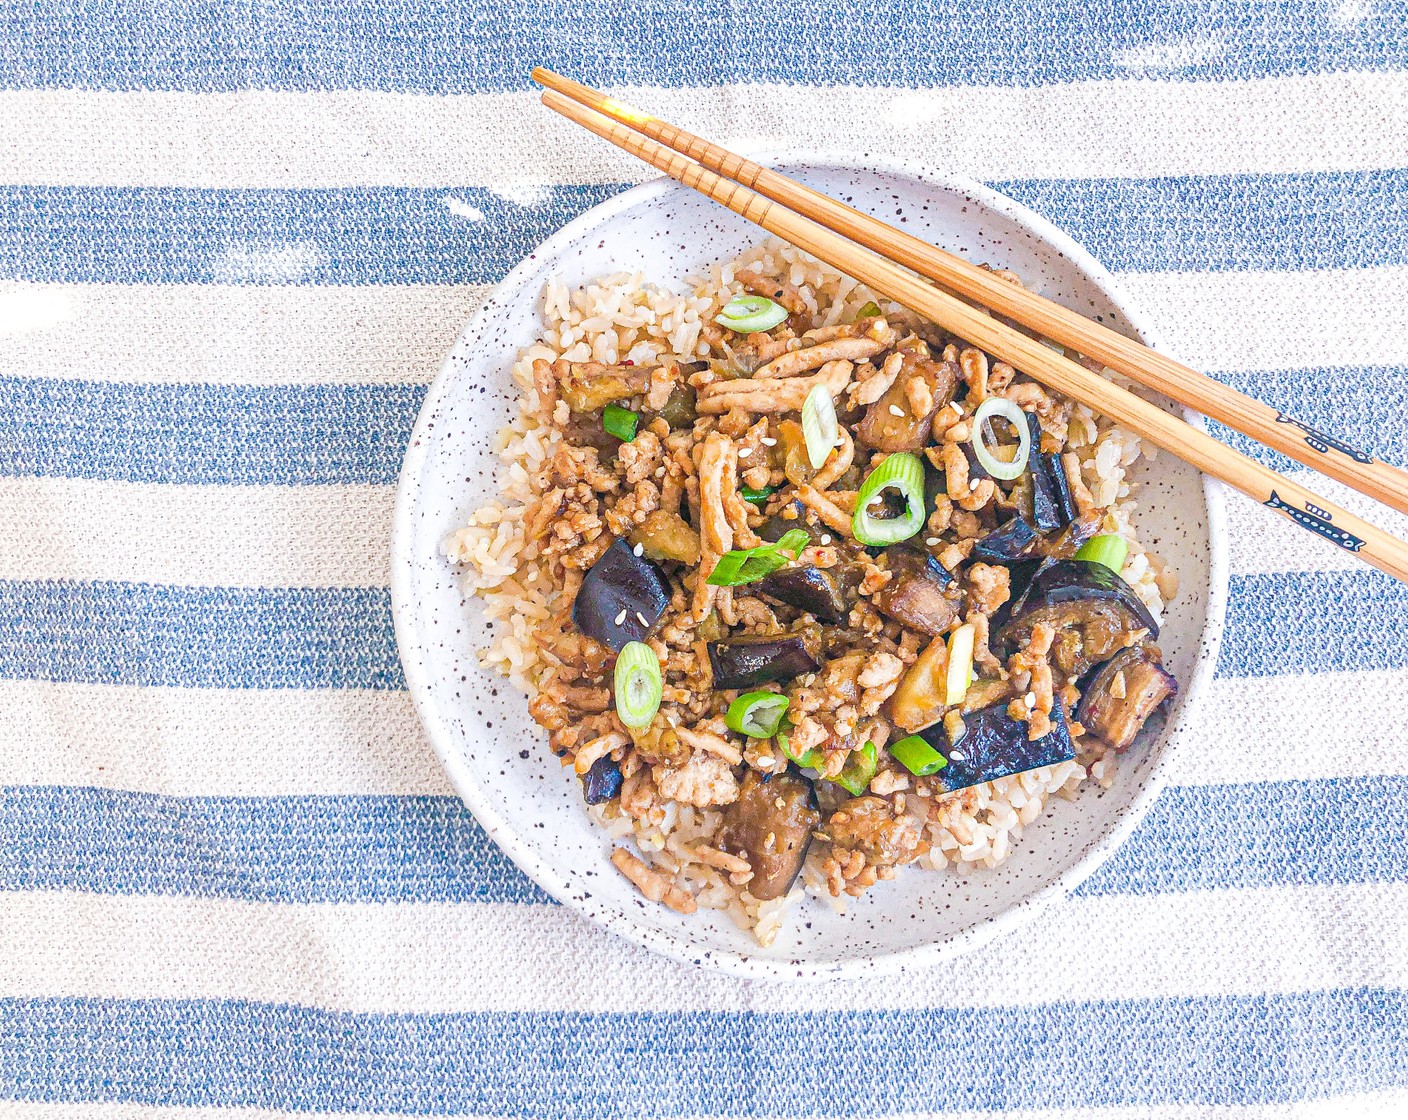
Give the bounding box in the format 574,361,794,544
445,239,1174,945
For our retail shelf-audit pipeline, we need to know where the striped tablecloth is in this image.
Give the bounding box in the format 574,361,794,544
4,3,1408,1115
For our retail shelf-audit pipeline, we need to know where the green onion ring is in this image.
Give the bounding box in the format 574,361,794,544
970,396,1032,481
613,641,662,729
714,295,789,334
852,452,926,546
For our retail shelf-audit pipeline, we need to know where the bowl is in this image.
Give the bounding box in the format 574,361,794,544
391,156,1227,979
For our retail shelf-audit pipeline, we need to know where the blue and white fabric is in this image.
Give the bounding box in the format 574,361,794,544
2,2,1407,1114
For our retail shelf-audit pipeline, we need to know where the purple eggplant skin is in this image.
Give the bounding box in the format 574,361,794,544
1077,642,1179,753
707,633,821,690
917,703,1076,794
873,545,959,635
970,515,1041,565
1003,558,1160,640
581,755,624,805
571,537,672,652
756,565,850,624
1040,452,1078,528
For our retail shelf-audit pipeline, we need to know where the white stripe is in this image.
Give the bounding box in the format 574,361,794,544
1118,266,1408,373
4,269,1406,389
1,73,1405,187
0,682,451,796
10,1098,1408,1120
1,883,1404,1014
1167,670,1408,786
0,668,1401,797
3,459,1367,593
0,282,485,385
1226,471,1408,576
0,477,394,587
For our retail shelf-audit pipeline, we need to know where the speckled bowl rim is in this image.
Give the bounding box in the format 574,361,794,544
392,154,1229,981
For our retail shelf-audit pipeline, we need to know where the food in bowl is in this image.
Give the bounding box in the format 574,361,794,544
444,239,1180,945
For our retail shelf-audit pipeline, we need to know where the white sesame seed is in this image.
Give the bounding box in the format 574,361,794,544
834,436,845,447
632,542,644,557
760,436,778,447
969,478,981,490
925,537,940,546
951,750,965,761
888,404,906,417
654,466,666,478
820,534,832,545
948,402,962,415
1025,691,1037,708
614,609,627,625
737,446,753,458
637,612,649,627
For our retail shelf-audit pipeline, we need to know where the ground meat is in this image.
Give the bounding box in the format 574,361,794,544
611,848,697,914
965,563,1012,616
654,752,740,807
820,795,926,897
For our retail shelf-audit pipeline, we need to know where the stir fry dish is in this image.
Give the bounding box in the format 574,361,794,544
446,241,1180,944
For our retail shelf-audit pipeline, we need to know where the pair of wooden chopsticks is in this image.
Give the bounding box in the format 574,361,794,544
533,68,1408,585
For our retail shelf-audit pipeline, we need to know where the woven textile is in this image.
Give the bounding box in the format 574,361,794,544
2,2,1408,1114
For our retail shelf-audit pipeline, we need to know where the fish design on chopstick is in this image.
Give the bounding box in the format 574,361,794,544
1264,490,1365,552
1275,413,1374,465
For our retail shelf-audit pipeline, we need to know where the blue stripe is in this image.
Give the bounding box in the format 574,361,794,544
3,172,1407,285
0,184,618,286
4,777,1404,904
6,365,1404,487
1,0,1402,92
0,570,1401,689
0,379,427,486
995,170,1408,272
1213,367,1408,475
0,582,402,690
1220,571,1408,678
0,990,1402,1112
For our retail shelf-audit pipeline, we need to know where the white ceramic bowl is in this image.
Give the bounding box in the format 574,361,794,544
391,157,1227,980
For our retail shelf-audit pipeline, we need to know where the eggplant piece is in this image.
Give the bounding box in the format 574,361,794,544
1077,642,1178,752
757,501,820,545
561,409,624,456
581,755,624,805
571,537,672,652
756,565,851,624
916,703,1075,794
648,383,697,430
970,515,1041,565
629,510,700,565
997,558,1159,678
707,632,821,690
890,634,949,733
717,770,819,900
1034,451,1077,530
873,546,959,636
856,353,959,452
559,361,652,412
960,441,992,482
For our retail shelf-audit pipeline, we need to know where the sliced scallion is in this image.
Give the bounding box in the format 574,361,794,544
725,690,790,738
602,403,638,442
801,384,838,470
970,396,1032,481
777,722,823,769
706,528,810,587
613,641,662,729
852,452,926,546
1075,533,1129,575
856,301,881,318
740,483,778,505
714,295,788,334
945,623,976,707
889,734,949,777
834,741,877,796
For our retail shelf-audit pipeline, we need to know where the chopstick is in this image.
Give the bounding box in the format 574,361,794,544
536,85,1408,585
534,68,1408,524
